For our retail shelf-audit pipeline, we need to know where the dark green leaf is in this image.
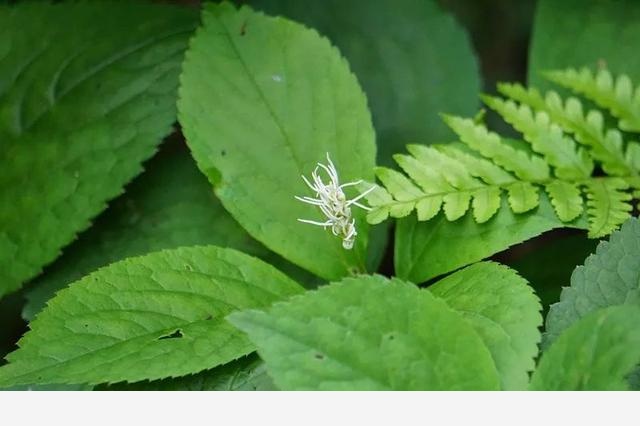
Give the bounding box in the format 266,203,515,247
0,2,197,297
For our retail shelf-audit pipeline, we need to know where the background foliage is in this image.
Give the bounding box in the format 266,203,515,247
2,0,640,391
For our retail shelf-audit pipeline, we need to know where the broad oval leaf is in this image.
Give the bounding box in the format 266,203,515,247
530,306,640,390
178,3,376,280
229,275,500,390
0,246,303,387
248,0,481,166
430,262,542,390
544,217,640,347
395,193,587,283
0,2,198,297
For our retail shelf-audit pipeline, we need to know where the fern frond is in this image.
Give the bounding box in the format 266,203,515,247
497,82,633,176
442,115,550,182
545,68,640,132
481,94,593,180
363,68,640,238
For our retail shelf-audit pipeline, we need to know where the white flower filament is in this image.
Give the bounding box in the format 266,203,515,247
295,153,375,249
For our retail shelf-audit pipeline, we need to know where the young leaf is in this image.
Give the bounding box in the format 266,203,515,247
0,2,198,297
530,306,640,390
248,0,481,166
178,3,376,280
430,262,542,390
229,275,500,390
23,146,312,321
0,247,303,387
544,217,640,347
394,192,585,283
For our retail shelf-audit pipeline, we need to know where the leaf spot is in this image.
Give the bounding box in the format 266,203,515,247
158,329,183,340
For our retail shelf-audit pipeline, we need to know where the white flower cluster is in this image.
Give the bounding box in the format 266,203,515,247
295,153,375,249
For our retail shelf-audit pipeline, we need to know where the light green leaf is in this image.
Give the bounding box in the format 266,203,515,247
545,68,640,133
443,115,550,182
443,192,472,221
531,306,640,390
471,186,501,223
178,3,376,279
229,275,500,390
247,0,481,166
0,246,303,387
374,167,423,202
0,2,197,297
100,353,275,391
482,95,593,180
529,0,640,89
498,82,633,176
436,145,515,186
545,217,640,347
23,146,313,321
584,178,632,238
395,192,587,283
506,182,539,213
430,262,542,390
545,180,583,222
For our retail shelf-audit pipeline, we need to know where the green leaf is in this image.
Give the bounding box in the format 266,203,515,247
506,182,539,213
584,178,632,238
545,180,583,222
471,186,501,223
22,145,312,321
545,217,640,347
229,275,500,390
178,3,376,279
530,306,640,390
443,115,550,182
247,0,481,166
498,82,633,176
0,2,197,297
395,192,586,283
481,95,593,180
529,0,640,90
546,68,640,133
100,353,275,391
430,262,542,390
0,246,303,387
